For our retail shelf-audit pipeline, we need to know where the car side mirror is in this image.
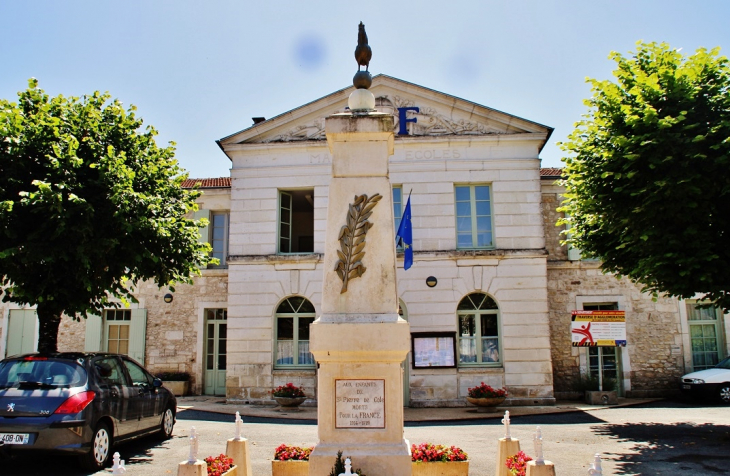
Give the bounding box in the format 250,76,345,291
153,378,163,388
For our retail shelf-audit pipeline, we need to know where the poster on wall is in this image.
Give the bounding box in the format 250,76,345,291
571,310,626,347
411,332,457,369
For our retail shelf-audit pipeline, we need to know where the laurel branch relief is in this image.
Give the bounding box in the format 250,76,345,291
335,193,382,293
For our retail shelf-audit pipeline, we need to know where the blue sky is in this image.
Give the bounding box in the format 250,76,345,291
2,1,729,179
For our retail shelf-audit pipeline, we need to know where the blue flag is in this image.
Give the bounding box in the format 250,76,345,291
395,195,413,270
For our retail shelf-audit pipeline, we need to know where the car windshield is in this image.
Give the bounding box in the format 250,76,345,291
716,357,730,370
0,359,87,389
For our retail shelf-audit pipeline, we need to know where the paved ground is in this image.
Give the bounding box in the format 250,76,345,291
2,398,729,475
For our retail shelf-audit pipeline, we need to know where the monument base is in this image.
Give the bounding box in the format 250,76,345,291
308,441,412,476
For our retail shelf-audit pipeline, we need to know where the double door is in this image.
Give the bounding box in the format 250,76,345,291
204,309,227,396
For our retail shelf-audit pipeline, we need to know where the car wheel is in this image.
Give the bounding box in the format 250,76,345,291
157,406,175,439
719,383,730,404
79,422,112,470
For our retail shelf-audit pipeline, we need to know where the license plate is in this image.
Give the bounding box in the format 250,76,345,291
0,433,30,445
682,384,691,390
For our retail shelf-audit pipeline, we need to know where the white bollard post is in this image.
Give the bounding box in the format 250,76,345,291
338,457,354,476
588,453,603,475
226,413,253,476
534,427,544,464
188,426,199,464
502,410,512,439
234,411,243,440
525,426,556,476
496,410,521,476
112,452,126,475
177,426,206,476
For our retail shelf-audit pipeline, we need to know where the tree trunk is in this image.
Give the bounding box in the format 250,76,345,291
36,304,62,353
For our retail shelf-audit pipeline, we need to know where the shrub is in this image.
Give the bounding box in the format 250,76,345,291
155,371,191,381
328,451,366,476
572,375,616,392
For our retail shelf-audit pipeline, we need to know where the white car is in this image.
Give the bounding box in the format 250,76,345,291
680,356,730,404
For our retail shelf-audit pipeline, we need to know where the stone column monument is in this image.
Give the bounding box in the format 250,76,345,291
308,22,412,476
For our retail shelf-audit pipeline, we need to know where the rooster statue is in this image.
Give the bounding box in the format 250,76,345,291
354,22,372,71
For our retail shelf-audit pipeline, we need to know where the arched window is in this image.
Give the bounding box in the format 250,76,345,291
274,296,316,368
457,293,500,365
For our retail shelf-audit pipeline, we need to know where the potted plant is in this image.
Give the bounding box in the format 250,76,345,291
466,382,508,411
272,383,307,409
411,443,469,476
505,451,533,476
272,444,313,476
205,453,236,476
156,370,192,397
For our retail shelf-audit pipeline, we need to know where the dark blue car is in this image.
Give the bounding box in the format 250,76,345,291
0,352,176,470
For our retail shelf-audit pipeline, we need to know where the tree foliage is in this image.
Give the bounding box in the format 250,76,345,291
560,42,730,312
0,79,211,352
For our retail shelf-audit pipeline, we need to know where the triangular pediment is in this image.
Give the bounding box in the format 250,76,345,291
217,75,552,149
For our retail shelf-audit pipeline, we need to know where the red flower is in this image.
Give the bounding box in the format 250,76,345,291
411,443,468,462
272,382,306,398
205,454,234,476
505,451,533,476
467,382,508,398
274,444,314,461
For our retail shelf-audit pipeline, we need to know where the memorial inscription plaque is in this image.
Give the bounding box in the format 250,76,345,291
335,379,385,429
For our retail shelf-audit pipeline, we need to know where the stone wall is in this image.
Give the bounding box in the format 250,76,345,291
542,182,686,398
541,188,568,260
54,271,228,395
547,261,684,397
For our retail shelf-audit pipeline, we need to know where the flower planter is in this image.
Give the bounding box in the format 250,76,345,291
162,380,189,397
272,460,309,476
412,461,469,476
220,464,237,476
274,396,307,409
585,390,618,405
466,396,506,412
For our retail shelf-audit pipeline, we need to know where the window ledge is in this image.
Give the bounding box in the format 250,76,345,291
228,254,323,266
398,249,547,260
457,366,504,373
200,268,229,277
272,369,316,376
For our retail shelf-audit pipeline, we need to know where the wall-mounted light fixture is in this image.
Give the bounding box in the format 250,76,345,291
426,276,438,288
163,293,174,303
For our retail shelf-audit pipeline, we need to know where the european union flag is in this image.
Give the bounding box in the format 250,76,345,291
395,195,413,270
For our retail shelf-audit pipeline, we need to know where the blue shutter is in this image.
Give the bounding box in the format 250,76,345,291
194,209,211,247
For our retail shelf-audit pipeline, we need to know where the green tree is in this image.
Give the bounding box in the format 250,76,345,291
560,42,730,312
0,79,212,352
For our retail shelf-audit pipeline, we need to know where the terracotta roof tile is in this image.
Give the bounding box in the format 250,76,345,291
540,167,563,177
182,177,231,189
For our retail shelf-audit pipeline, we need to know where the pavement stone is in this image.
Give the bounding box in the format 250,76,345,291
175,396,661,422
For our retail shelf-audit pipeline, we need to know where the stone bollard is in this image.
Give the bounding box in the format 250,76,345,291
495,411,521,476
177,426,206,476
526,427,556,476
225,412,252,476
588,453,603,475
112,452,126,475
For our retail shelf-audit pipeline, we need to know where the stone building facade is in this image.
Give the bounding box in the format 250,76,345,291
2,75,728,404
